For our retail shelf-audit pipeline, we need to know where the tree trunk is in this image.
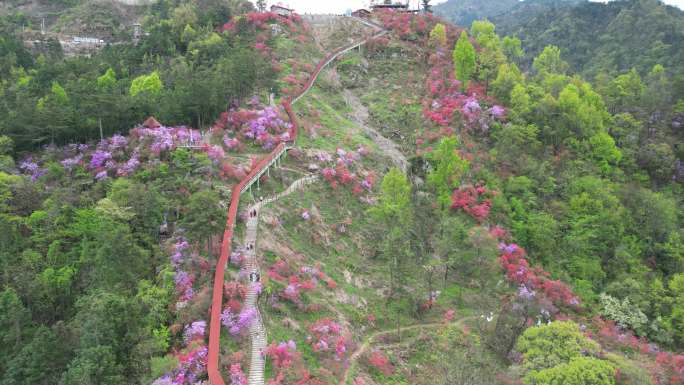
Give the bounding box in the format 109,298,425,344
99,116,104,141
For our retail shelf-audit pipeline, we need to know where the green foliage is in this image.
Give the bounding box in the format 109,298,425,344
533,46,569,76
434,0,520,27
369,168,412,226
491,63,523,103
471,20,506,87
502,35,523,62
429,23,447,47
130,71,163,97
97,68,117,90
470,0,684,77
526,357,616,385
599,293,648,335
426,136,469,210
453,31,476,90
516,321,600,373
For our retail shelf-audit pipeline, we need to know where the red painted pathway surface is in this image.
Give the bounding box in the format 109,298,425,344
207,24,386,385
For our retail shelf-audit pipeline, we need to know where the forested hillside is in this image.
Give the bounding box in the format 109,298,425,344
436,0,684,79
0,1,683,385
433,0,583,31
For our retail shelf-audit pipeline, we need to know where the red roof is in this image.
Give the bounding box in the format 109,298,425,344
143,116,161,128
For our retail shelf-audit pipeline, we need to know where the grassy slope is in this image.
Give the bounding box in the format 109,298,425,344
241,27,511,382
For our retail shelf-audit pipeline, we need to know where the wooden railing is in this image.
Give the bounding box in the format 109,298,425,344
206,24,387,385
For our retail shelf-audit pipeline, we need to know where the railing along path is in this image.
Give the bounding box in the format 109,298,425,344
207,17,387,385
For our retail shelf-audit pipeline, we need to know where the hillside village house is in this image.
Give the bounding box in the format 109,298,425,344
270,5,294,17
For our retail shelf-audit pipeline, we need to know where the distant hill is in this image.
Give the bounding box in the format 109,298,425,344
433,0,584,28
493,0,684,77
436,0,684,77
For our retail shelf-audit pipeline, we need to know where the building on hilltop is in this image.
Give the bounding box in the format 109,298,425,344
352,9,371,18
370,0,409,11
270,5,294,17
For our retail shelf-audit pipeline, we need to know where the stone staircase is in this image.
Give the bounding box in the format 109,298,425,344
240,175,318,385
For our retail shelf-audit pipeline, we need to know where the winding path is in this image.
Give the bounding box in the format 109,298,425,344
207,16,388,385
339,317,476,385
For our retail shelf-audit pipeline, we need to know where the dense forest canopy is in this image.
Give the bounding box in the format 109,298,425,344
0,0,271,151
436,0,684,78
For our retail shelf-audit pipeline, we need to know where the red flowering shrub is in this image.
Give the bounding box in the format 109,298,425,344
317,147,373,197
498,243,579,308
450,184,494,222
444,309,456,323
307,318,349,360
368,350,394,376
265,340,298,369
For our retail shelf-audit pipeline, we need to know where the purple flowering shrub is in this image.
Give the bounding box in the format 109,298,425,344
151,343,208,385
18,159,47,181
211,100,293,151
221,307,257,336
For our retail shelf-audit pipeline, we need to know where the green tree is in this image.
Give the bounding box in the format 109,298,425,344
130,71,163,97
516,321,600,373
533,45,569,76
368,168,413,335
526,357,616,385
95,68,119,140
668,274,684,344
180,189,225,255
491,63,523,103
502,35,523,63
453,31,476,91
3,326,72,385
602,68,644,114
428,23,447,47
470,20,505,89
369,168,412,227
0,288,31,373
426,136,469,210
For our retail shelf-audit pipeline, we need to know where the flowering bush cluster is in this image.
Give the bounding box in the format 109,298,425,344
212,102,293,151
319,147,375,196
421,49,505,138
266,261,336,309
264,340,298,369
367,350,394,376
219,11,304,35
579,316,683,384
221,307,257,336
17,122,228,183
450,184,494,222
170,237,196,306
307,318,349,360
223,281,247,313
151,344,208,385
184,320,207,344
498,242,579,308
375,9,440,40
18,158,47,181
229,363,247,385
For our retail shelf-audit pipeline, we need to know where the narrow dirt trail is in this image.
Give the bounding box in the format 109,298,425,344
343,90,409,173
339,317,476,385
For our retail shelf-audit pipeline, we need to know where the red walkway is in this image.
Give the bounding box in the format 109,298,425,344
206,25,386,385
